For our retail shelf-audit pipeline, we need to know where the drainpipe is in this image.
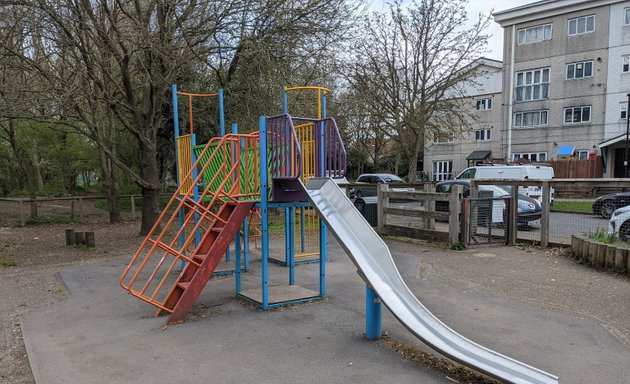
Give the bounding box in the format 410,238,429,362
506,25,516,162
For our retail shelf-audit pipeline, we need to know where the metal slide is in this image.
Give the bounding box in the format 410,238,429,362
301,178,559,384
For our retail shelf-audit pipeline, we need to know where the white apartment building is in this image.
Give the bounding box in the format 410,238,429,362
423,58,504,181
494,0,630,177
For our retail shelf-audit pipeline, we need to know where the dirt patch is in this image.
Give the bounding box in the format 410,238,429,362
0,200,142,384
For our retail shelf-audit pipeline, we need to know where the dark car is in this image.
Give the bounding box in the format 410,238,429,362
350,173,413,198
435,180,542,227
592,191,630,219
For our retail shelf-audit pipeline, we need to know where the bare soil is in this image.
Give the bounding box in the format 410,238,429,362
0,200,141,384
1,200,629,384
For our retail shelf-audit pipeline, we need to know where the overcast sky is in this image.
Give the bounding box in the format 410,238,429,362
369,0,535,61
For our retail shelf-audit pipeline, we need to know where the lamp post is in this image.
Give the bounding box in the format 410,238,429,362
626,93,630,177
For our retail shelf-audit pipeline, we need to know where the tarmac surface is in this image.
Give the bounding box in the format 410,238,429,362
21,236,630,384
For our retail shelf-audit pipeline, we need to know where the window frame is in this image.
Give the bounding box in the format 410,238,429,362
517,23,553,45
564,106,592,124
476,98,492,111
624,7,630,25
516,68,550,102
433,132,454,144
577,150,589,160
432,160,453,181
623,55,630,73
474,128,491,141
512,152,547,162
514,110,549,128
568,15,595,36
566,60,593,80
621,103,628,120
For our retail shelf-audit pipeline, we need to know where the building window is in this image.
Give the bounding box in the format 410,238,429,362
433,132,454,144
516,68,549,102
621,103,627,120
625,7,630,25
568,15,595,36
564,106,591,123
514,110,548,127
566,61,593,79
474,129,491,141
577,150,589,160
476,98,492,111
624,56,630,73
513,152,547,162
517,24,552,45
432,160,453,181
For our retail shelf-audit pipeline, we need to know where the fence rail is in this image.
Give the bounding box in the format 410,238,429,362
0,194,152,226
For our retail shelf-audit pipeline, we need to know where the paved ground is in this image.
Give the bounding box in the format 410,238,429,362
18,234,630,384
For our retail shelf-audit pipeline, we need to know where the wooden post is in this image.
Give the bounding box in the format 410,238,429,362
19,200,25,227
424,183,436,230
470,181,478,239
70,200,75,218
30,198,38,219
448,185,462,244
605,245,616,269
131,196,136,220
65,229,75,245
78,197,84,223
508,187,518,245
85,231,96,247
615,248,627,273
377,184,388,230
541,181,550,248
74,231,86,245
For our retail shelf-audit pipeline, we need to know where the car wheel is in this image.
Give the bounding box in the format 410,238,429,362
600,202,616,219
356,190,363,198
620,222,630,242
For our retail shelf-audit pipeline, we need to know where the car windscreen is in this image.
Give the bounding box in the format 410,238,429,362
479,185,509,197
382,176,404,183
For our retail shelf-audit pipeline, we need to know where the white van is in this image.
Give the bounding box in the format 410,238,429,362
455,165,554,203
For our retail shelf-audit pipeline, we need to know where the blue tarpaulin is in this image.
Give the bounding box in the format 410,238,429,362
557,146,574,156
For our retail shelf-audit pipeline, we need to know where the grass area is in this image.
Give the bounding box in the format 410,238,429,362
589,228,618,244
25,215,77,226
550,200,593,214
0,246,16,267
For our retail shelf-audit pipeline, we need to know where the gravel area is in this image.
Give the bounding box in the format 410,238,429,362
0,200,629,383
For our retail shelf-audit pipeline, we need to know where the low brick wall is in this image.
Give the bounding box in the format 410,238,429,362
571,234,629,275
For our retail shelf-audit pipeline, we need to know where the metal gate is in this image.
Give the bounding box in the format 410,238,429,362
462,192,512,245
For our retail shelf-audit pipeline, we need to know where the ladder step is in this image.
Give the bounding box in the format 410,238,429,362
210,227,223,233
177,281,190,290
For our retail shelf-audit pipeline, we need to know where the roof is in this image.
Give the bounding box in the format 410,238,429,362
494,0,624,27
557,146,575,156
466,150,492,161
599,133,630,148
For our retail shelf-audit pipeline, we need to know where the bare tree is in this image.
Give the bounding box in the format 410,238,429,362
346,0,491,181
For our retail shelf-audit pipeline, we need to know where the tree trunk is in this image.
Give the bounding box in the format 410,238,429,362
99,148,121,223
138,140,162,236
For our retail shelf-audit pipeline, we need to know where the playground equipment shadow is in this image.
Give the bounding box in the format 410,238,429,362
20,237,630,384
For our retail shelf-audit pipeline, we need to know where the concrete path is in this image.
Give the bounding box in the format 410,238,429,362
21,238,629,383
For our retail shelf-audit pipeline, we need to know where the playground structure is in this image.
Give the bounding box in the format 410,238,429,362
119,85,558,384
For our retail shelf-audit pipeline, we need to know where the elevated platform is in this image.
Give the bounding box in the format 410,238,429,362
237,285,321,308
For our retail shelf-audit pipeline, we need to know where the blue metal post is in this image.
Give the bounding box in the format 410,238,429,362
282,90,288,114
235,226,242,294
172,84,187,270
260,116,269,309
288,206,295,285
300,207,305,252
243,216,250,271
192,133,201,246
365,286,382,340
319,89,327,297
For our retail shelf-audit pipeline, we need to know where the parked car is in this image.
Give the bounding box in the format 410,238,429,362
350,173,413,198
435,180,542,227
608,205,630,240
455,164,554,204
592,191,630,219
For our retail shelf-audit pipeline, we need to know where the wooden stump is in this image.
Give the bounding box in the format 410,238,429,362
596,243,606,267
572,236,583,259
581,240,590,263
85,231,96,247
615,248,627,273
74,231,86,245
65,229,75,246
588,242,598,265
